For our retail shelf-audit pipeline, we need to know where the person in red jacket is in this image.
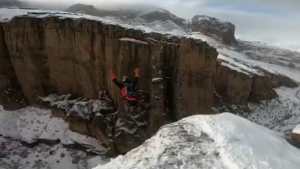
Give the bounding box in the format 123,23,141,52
111,68,140,105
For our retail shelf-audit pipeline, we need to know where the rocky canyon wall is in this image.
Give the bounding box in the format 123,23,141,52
0,16,284,154
0,16,219,117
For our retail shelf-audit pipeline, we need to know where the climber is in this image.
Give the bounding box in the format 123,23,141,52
111,68,140,105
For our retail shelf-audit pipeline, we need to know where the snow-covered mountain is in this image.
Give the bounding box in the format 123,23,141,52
65,3,188,35
191,15,237,45
96,113,300,169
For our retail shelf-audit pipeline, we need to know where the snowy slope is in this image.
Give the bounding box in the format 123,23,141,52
242,86,300,135
0,104,110,169
0,105,106,153
0,137,96,169
190,32,300,82
95,113,300,169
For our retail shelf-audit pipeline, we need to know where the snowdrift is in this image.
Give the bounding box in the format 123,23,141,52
95,113,300,169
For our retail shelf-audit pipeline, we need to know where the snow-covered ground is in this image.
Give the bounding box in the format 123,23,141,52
0,105,110,169
0,136,107,169
242,87,300,136
0,105,107,152
95,113,300,169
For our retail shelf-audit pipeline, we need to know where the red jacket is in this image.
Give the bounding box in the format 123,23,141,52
111,73,138,102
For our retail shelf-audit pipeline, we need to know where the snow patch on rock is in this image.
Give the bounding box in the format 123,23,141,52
119,37,148,45
40,93,114,121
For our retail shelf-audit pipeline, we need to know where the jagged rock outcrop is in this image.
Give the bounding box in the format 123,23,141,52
191,15,237,45
139,9,186,28
215,61,278,105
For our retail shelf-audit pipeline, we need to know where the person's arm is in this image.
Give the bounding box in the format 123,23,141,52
111,71,124,89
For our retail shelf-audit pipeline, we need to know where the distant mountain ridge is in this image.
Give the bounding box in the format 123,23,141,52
65,3,237,43
0,0,23,8
66,3,187,29
66,3,138,19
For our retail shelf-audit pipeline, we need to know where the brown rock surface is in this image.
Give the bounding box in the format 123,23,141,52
174,39,217,118
0,25,26,109
215,62,253,104
0,26,14,91
291,133,300,145
215,61,279,104
249,75,278,102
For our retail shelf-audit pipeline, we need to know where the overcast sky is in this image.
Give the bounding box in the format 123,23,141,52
22,0,300,51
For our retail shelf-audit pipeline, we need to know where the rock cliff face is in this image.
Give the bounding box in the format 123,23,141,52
215,61,278,105
215,62,253,104
0,15,284,154
0,25,25,109
191,15,237,45
1,16,218,115
0,26,12,91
